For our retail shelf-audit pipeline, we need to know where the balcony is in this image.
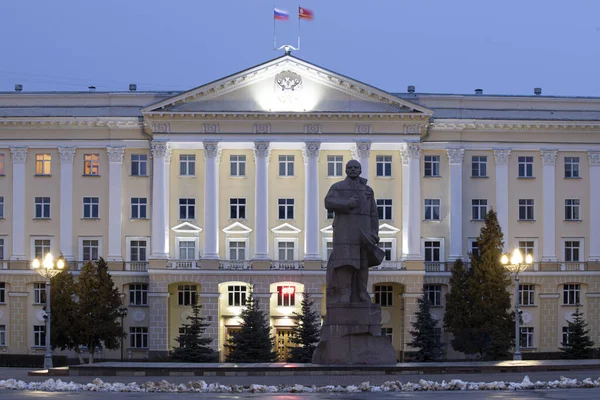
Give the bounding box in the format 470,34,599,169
371,260,406,270
219,260,252,270
270,260,304,270
167,260,200,269
561,262,587,271
124,261,149,272
424,262,448,272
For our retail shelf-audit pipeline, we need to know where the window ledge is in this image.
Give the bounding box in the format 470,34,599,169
127,347,149,351
471,219,485,222
518,219,536,222
82,175,102,177
423,175,442,179
471,176,489,179
375,176,394,179
179,175,196,178
326,176,343,179
128,304,149,308
564,219,583,222
423,219,442,223
277,175,296,178
562,304,582,307
430,305,444,309
34,174,52,177
33,218,51,221
130,218,149,221
129,175,149,178
81,218,101,221
564,176,582,180
520,304,537,308
178,219,196,222
517,176,536,179
229,176,247,179
228,218,247,222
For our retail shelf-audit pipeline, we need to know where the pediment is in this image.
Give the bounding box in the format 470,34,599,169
271,223,302,235
379,223,401,235
142,55,432,116
222,222,252,235
171,222,203,233
320,225,333,234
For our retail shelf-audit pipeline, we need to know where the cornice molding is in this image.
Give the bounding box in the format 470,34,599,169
143,112,430,122
0,117,141,129
433,120,600,132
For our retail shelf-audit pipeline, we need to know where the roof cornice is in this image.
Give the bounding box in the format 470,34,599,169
143,112,431,121
0,117,141,129
432,119,600,131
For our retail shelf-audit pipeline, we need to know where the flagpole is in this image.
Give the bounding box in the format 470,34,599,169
297,5,301,51
273,6,277,51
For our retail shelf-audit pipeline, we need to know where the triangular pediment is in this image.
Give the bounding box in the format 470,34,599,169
379,223,401,235
271,223,302,235
171,222,203,233
320,225,334,234
222,222,252,235
142,55,432,116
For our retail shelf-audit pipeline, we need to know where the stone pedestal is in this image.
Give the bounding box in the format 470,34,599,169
312,302,396,364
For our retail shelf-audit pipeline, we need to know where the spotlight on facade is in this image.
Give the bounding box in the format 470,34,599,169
15,84,23,92
534,88,542,95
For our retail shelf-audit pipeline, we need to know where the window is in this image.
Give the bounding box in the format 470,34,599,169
327,155,343,177
471,156,487,177
565,199,580,220
278,241,294,261
0,282,5,303
326,241,333,260
34,283,46,304
424,241,441,262
518,241,535,260
326,209,334,219
519,284,535,306
381,327,393,342
131,198,147,219
377,199,393,220
424,155,440,177
563,284,581,305
374,285,393,307
130,240,147,262
376,155,392,177
228,285,247,306
379,241,392,261
562,326,574,346
469,239,480,257
230,155,246,176
0,325,5,346
230,198,246,219
82,239,99,262
564,157,580,178
34,197,51,219
229,241,246,260
179,198,196,220
518,199,534,220
35,154,51,175
179,241,196,260
129,327,148,348
129,283,148,306
0,238,3,261
34,325,46,347
0,196,3,219
131,154,147,176
34,239,51,260
178,284,197,306
518,156,534,178
179,154,196,176
424,199,440,220
278,155,294,176
83,197,99,219
278,198,294,219
521,327,534,348
424,285,442,306
0,154,4,174
471,199,487,220
564,241,581,262
83,154,100,176
277,285,295,307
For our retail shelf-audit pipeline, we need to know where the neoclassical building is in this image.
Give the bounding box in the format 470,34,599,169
0,54,599,360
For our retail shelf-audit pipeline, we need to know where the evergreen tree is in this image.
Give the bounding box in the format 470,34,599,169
560,305,595,359
225,293,278,362
408,292,444,361
172,299,217,362
76,258,126,363
288,292,321,362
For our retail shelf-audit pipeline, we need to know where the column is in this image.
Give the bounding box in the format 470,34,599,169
150,141,169,259
106,147,125,261
58,147,76,261
303,142,321,260
202,142,221,259
447,148,465,261
352,141,371,182
254,141,270,260
541,150,558,262
9,147,27,260
494,149,511,252
400,143,422,259
164,147,172,256
589,152,600,261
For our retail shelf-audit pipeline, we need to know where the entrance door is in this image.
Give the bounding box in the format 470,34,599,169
224,327,241,359
276,329,295,361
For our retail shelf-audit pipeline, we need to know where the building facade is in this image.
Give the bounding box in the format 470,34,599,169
0,55,599,360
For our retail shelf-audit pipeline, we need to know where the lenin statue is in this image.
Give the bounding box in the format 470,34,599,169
312,160,396,364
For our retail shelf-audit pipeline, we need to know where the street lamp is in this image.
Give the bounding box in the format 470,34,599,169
117,293,128,361
500,248,533,361
32,253,65,369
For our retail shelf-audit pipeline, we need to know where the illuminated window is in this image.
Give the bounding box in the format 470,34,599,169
0,154,4,174
83,154,100,176
35,154,51,175
228,285,247,306
277,285,296,306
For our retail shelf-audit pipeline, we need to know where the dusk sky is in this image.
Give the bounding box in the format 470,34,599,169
2,0,600,96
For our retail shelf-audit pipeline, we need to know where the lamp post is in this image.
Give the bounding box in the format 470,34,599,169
32,253,65,369
117,293,128,361
500,248,533,361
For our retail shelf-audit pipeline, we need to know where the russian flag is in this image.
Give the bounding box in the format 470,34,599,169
299,7,314,21
274,8,289,20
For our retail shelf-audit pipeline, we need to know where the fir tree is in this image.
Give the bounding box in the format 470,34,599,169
172,299,217,362
225,293,278,362
560,305,595,359
408,292,444,361
288,292,321,362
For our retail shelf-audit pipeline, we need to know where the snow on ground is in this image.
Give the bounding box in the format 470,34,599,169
0,376,599,392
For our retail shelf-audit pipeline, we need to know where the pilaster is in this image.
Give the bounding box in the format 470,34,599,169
150,141,169,259
253,141,270,260
541,150,558,262
202,142,221,259
303,141,321,260
106,146,125,262
57,147,76,261
9,147,27,260
147,291,169,358
494,149,511,252
446,148,464,261
589,151,600,261
400,143,422,260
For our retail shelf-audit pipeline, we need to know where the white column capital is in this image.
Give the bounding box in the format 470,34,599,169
400,142,422,161
493,149,512,165
540,150,558,166
254,141,271,160
106,146,125,163
588,151,600,166
58,147,76,164
351,141,371,160
9,147,27,163
302,141,321,164
203,141,221,158
151,141,170,159
446,148,465,165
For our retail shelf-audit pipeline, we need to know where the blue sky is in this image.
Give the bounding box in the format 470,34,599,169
1,0,600,96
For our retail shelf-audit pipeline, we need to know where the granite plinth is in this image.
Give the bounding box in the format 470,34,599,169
312,302,396,365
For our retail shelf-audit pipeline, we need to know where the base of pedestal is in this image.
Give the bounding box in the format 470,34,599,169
312,302,396,365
